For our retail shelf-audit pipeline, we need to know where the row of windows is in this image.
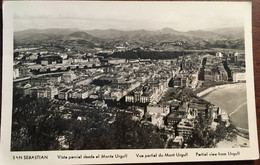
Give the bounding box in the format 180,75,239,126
125,96,149,103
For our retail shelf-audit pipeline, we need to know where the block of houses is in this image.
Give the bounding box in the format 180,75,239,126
177,119,194,140
166,111,184,126
36,86,58,99
233,72,246,82
46,86,58,99
58,88,71,100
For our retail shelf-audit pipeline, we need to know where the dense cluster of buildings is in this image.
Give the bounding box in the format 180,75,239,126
143,98,207,146
13,46,246,148
197,51,246,83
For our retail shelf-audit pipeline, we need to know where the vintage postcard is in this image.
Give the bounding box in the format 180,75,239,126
1,1,259,165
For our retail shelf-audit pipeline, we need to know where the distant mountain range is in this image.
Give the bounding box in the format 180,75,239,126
14,27,245,51
14,27,244,41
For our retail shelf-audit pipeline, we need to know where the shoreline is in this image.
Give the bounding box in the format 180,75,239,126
196,83,246,98
197,82,249,130
198,83,250,147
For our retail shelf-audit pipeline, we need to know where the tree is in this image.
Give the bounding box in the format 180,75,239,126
11,90,66,151
185,115,217,148
215,120,237,142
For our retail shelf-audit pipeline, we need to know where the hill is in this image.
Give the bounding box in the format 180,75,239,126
14,27,245,51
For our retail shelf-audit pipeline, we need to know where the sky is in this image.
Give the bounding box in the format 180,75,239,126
11,1,249,32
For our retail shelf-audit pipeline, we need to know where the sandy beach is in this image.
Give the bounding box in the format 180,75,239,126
202,83,248,129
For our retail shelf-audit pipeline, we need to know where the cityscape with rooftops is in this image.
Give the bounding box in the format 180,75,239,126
11,26,249,151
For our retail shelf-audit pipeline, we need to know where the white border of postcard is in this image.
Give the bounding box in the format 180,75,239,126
1,1,259,165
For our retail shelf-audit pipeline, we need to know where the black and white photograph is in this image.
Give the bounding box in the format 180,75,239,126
1,1,259,164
